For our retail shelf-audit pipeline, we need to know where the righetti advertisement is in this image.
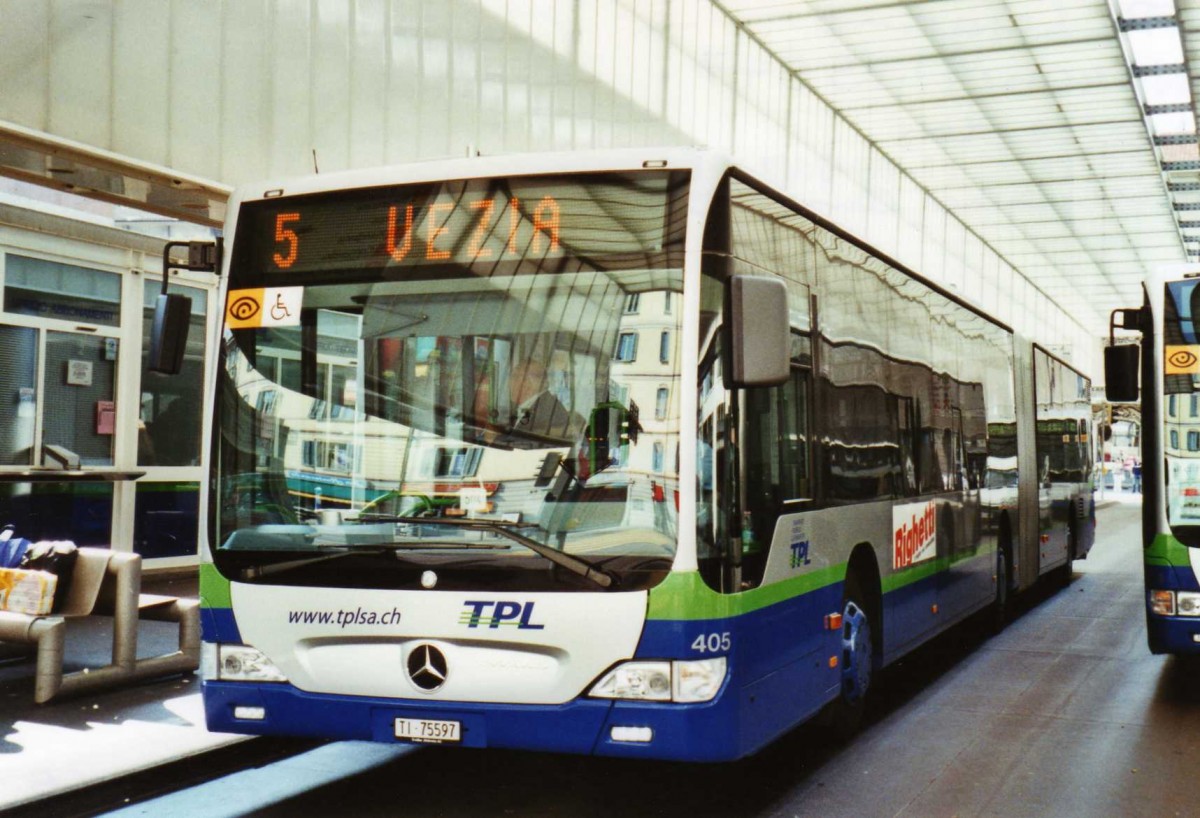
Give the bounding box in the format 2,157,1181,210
893,501,937,570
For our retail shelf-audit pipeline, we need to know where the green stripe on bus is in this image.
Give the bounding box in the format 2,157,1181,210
649,547,991,620
137,481,200,494
1146,533,1193,568
647,565,845,621
200,563,232,609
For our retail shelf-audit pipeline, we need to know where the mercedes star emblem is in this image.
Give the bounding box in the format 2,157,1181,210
407,644,448,691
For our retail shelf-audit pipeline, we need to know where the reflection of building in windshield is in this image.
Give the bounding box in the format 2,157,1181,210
222,277,682,549
1164,391,1200,523
609,291,679,485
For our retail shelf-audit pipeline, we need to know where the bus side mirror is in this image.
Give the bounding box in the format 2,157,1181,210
1104,344,1139,403
729,275,790,387
148,293,192,375
1105,305,1143,403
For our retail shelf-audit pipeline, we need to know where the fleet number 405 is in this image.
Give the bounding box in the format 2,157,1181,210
691,632,731,653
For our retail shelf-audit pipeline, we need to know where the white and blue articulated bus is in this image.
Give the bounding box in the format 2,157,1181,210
185,149,1095,761
1107,266,1200,655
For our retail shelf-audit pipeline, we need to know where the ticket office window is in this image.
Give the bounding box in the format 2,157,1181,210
0,327,121,469
44,330,118,466
1,256,123,467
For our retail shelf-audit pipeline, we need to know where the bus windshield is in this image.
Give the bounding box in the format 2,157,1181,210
212,170,688,591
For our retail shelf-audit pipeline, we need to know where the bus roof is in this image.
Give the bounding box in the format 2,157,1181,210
228,147,733,208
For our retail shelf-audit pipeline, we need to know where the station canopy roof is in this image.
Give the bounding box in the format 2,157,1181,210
0,1,1195,334
722,0,1196,330
0,120,229,229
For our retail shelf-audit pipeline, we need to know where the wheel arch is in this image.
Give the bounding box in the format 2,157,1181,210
997,510,1015,590
845,542,883,659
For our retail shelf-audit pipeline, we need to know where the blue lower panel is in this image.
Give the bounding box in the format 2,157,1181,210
1146,616,1200,654
636,582,844,758
1145,564,1200,654
203,681,750,761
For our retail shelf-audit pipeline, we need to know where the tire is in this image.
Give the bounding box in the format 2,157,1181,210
990,544,1010,635
1057,520,1076,588
827,572,874,741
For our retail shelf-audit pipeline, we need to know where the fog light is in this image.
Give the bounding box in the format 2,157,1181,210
611,726,653,743
672,657,727,703
233,706,266,720
1151,590,1176,616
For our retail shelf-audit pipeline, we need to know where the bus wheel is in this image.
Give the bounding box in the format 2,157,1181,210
990,545,1010,634
1057,520,1076,588
829,573,873,740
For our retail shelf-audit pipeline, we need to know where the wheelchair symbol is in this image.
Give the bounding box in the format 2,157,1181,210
270,294,292,322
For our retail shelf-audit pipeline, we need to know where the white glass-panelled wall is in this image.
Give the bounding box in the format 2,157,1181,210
0,0,1093,369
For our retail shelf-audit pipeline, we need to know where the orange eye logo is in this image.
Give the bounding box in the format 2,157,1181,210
229,296,260,321
1169,350,1198,369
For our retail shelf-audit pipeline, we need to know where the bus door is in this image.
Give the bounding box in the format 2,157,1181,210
938,399,988,621
740,331,814,590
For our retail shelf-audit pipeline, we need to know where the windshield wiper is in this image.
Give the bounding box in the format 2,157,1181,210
238,547,389,580
237,540,509,580
354,516,617,589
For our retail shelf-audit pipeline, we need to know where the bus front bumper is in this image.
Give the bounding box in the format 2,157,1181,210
202,680,745,762
1146,615,1200,654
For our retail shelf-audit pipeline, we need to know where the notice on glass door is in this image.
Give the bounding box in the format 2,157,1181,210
66,360,93,386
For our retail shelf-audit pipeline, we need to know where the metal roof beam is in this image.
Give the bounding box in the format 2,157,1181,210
1145,103,1193,115
837,81,1131,112
1117,16,1178,32
1158,135,1200,146
878,118,1144,143
772,35,1116,72
903,148,1149,171
744,0,947,25
1131,63,1188,77
930,171,1158,190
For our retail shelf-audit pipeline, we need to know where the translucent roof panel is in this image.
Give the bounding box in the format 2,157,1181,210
720,0,1190,325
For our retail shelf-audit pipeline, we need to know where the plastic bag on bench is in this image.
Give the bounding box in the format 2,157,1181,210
20,541,78,614
0,526,31,569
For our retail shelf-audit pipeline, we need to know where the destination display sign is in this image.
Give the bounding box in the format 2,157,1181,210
232,171,687,277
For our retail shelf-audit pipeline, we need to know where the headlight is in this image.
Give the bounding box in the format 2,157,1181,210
1178,592,1200,617
589,657,727,703
217,644,288,683
589,661,671,701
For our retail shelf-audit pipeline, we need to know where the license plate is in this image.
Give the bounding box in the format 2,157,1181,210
394,717,461,744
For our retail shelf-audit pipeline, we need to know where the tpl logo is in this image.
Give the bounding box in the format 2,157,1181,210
459,600,545,630
790,539,811,569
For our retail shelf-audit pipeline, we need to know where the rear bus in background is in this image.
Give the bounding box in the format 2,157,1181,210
1107,268,1200,654
162,149,1094,761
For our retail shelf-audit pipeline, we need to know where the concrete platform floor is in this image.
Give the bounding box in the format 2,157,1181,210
9,495,1199,817
0,572,246,812
99,495,1200,818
